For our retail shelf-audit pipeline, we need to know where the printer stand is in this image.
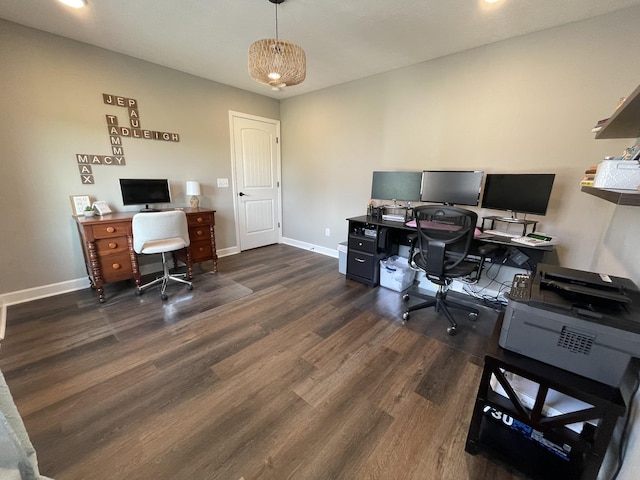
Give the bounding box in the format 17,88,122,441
466,314,629,480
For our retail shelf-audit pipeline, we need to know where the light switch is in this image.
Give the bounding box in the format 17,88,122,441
217,178,229,188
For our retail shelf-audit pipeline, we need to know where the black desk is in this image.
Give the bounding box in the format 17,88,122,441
465,314,631,480
345,215,555,286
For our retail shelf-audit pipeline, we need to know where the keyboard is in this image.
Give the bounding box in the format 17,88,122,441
483,229,520,238
511,236,552,247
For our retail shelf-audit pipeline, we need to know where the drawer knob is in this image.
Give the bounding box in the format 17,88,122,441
196,230,204,236
199,247,205,252
106,227,115,233
196,217,204,223
355,258,365,263
358,242,363,247
108,242,117,249
112,263,121,270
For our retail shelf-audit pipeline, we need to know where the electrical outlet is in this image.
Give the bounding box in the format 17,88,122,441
325,228,331,237
217,178,229,188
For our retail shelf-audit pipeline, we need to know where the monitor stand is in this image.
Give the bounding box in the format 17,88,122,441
140,204,159,212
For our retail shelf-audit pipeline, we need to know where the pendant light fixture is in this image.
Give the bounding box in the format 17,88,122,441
248,0,306,89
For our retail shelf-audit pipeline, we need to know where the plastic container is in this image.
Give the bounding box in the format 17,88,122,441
379,256,416,291
593,160,640,189
338,242,347,274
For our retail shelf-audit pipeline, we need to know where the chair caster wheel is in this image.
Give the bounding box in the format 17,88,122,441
468,312,478,321
402,311,410,321
161,294,168,301
135,289,142,296
187,284,193,291
402,294,410,302
447,326,457,336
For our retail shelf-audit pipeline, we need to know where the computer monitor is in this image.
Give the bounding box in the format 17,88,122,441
371,171,422,203
119,178,171,211
481,173,555,218
420,170,484,206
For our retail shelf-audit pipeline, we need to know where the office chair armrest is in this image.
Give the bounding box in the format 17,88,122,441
407,233,418,268
468,243,502,283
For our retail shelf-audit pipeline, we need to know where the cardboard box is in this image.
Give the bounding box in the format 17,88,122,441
593,160,640,190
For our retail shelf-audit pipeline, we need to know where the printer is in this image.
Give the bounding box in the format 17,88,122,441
499,263,640,387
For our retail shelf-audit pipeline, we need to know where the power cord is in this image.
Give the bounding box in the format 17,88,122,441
461,261,512,310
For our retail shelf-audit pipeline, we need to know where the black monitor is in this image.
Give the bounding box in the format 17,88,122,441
119,178,171,211
420,170,484,206
371,171,422,203
481,173,555,217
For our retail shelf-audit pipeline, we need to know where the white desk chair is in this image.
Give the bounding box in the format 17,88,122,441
132,210,193,300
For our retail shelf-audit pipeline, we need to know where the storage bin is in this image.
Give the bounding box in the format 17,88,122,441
593,160,640,190
338,242,347,274
379,256,416,291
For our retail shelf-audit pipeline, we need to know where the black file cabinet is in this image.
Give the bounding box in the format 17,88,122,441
345,217,397,286
347,233,382,286
465,314,630,480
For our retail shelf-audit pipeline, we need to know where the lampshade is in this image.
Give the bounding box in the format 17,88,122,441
185,181,201,196
58,0,87,7
248,0,306,88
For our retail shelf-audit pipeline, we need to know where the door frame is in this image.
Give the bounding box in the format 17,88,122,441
228,110,283,251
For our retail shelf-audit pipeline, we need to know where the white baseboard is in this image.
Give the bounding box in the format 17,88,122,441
0,246,242,309
218,246,240,257
0,277,90,308
0,300,5,343
281,237,339,258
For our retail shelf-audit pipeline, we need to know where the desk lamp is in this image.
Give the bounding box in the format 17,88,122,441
186,181,201,209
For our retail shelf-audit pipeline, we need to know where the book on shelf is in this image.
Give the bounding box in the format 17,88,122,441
580,169,595,186
591,118,609,133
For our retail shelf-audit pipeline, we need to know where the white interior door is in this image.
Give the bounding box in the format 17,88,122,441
229,112,281,251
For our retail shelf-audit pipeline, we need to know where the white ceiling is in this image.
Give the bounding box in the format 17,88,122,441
2,0,640,99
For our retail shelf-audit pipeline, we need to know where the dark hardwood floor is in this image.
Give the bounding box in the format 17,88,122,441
1,244,524,480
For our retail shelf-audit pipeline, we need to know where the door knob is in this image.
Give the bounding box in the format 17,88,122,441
239,192,247,196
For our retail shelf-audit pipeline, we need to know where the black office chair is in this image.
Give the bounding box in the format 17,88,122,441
402,205,481,335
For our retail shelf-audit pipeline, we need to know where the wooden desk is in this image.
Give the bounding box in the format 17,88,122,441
75,208,217,303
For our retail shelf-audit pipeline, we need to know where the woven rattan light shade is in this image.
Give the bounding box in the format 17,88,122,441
248,39,306,87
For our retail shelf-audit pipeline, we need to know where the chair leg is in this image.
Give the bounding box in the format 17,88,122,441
136,252,193,300
442,298,479,316
403,286,479,336
435,301,459,334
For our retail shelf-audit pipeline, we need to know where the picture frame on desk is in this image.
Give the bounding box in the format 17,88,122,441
70,195,91,216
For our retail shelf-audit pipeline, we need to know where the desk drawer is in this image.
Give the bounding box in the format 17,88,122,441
187,212,214,227
98,252,133,282
190,239,213,263
91,222,130,239
348,234,377,254
347,251,377,280
95,237,130,255
189,225,211,243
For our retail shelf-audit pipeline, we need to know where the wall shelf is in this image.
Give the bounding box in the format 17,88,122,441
595,83,640,139
581,186,640,206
